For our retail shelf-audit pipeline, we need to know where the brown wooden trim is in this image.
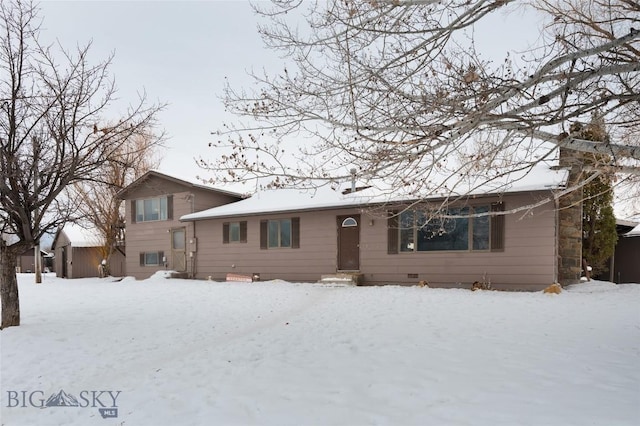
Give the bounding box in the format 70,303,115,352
260,220,268,249
387,211,398,254
167,195,174,220
139,252,144,266
131,200,137,224
291,217,300,248
491,202,505,252
240,221,247,243
222,222,230,244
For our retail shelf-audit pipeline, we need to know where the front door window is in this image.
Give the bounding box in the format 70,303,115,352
171,228,186,272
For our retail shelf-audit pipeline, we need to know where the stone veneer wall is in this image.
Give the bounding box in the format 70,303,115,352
557,147,584,285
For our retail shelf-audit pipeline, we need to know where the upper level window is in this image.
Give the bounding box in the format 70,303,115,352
135,197,168,222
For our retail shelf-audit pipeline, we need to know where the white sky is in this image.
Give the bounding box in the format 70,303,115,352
37,1,547,184
31,1,639,224
39,0,280,181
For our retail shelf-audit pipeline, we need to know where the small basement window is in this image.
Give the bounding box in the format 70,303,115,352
140,251,164,266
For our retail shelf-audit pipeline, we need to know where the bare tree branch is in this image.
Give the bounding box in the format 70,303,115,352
0,0,164,328
205,0,639,208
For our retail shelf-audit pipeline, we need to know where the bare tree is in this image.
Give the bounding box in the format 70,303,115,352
0,0,163,328
204,0,639,215
71,130,162,277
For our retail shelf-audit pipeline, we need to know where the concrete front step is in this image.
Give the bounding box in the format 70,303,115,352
318,273,363,286
169,271,189,279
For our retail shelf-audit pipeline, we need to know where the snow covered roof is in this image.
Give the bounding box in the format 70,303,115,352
182,164,568,221
625,224,640,237
59,223,104,247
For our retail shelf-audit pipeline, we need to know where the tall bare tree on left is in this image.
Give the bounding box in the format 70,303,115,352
0,0,163,329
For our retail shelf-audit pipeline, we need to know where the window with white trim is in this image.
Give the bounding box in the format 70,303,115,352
342,217,358,227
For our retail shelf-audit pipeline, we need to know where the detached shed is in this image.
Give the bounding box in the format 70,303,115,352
52,223,125,278
611,223,640,283
16,247,51,273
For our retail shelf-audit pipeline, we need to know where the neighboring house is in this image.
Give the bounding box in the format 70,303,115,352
44,251,55,272
16,247,50,273
174,165,574,291
608,222,640,283
115,171,244,279
52,223,125,278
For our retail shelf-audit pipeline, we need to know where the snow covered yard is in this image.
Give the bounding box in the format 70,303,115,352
1,273,639,426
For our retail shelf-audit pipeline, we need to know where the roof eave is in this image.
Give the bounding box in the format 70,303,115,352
116,170,244,200
180,187,560,222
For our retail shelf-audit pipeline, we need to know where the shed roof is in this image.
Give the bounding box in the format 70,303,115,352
56,223,104,248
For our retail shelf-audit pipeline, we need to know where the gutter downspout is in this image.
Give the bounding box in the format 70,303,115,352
554,195,560,284
191,221,197,279
188,193,197,279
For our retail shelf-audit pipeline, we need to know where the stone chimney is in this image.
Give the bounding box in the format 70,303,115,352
557,147,584,285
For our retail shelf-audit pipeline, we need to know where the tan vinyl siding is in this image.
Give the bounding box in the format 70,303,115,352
125,189,190,279
194,212,339,282
53,229,105,278
190,192,558,290
108,250,126,277
17,252,35,273
123,180,241,279
361,193,557,290
53,232,70,276
124,214,183,279
612,236,640,283
69,247,104,278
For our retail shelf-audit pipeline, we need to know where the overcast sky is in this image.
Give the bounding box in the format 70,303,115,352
39,0,280,182
37,1,546,185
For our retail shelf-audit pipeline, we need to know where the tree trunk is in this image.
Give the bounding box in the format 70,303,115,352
34,243,42,284
0,240,21,329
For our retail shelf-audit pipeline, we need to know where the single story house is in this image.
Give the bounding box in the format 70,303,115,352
148,164,573,291
115,170,244,279
52,223,125,278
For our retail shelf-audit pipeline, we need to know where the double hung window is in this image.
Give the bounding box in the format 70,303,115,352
260,218,300,249
134,197,170,222
222,221,247,243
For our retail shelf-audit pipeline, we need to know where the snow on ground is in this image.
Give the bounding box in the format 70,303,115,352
1,273,639,426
